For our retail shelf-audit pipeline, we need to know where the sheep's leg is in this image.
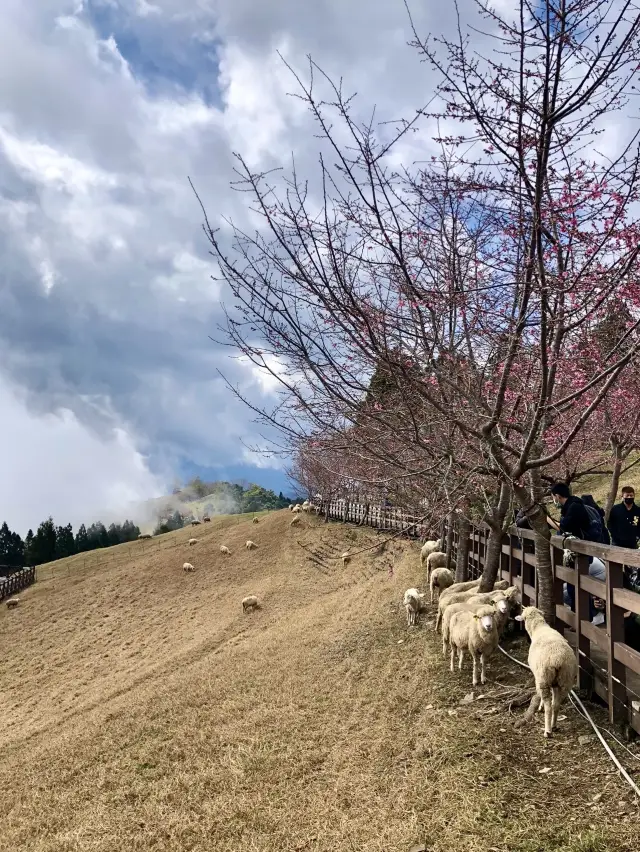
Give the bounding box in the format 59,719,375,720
471,653,478,687
442,636,447,657
450,646,456,673
551,687,562,731
430,585,434,604
540,687,553,737
480,652,486,685
514,692,542,729
458,649,464,671
435,609,442,633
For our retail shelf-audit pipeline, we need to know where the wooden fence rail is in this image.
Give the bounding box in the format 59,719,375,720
320,498,640,734
0,566,37,603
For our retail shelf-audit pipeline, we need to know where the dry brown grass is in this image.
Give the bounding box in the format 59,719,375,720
0,511,638,851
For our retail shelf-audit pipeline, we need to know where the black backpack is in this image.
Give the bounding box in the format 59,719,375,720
582,504,607,545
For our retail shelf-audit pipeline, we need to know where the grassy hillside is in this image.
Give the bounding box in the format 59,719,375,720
572,454,640,510
0,512,637,851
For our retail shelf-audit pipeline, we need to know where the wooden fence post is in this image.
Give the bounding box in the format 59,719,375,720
575,553,593,693
552,543,565,635
606,560,627,725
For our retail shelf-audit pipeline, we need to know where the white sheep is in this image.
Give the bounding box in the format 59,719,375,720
449,604,499,686
290,516,301,527
341,551,351,567
430,566,454,603
188,538,198,546
420,539,442,567
514,606,578,738
425,551,450,582
465,585,520,611
183,562,195,573
403,588,426,627
292,505,302,514
439,578,481,602
436,580,509,632
289,504,295,511
252,517,259,524
191,520,201,526
242,595,261,613
246,540,257,550
220,545,231,555
203,516,211,523
138,533,152,540
6,598,19,609
441,592,509,657
435,579,509,631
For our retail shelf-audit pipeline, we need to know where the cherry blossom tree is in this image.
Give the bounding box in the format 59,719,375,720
204,0,640,620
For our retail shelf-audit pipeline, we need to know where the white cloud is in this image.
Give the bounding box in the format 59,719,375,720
0,0,449,518
0,377,165,535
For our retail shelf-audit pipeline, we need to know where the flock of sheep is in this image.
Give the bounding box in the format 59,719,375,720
180,513,281,615
408,538,579,738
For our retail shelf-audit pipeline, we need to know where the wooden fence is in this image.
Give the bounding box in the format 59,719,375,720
450,522,640,735
0,566,37,603
321,498,427,537
320,498,640,734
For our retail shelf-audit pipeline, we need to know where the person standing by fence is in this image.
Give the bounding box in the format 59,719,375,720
607,486,640,551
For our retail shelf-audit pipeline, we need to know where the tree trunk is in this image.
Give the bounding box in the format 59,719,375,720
455,514,470,582
478,526,504,592
512,482,554,623
479,482,511,592
604,443,623,523
445,511,455,567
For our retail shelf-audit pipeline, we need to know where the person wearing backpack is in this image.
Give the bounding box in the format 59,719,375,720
549,483,604,619
548,483,593,539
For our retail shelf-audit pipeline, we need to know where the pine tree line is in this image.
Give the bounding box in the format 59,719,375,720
0,518,141,569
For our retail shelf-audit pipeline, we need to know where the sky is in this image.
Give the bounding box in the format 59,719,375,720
0,0,446,534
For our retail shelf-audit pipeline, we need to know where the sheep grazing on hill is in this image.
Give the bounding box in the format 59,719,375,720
246,540,257,550
203,516,211,523
430,567,454,603
403,588,426,627
252,517,259,524
289,504,295,511
341,551,351,567
183,562,195,573
449,604,499,686
435,579,509,631
191,520,201,527
138,533,152,540
242,595,260,613
292,505,302,514
420,539,442,567
290,516,301,527
515,606,578,738
6,598,19,609
188,538,198,546
220,545,231,555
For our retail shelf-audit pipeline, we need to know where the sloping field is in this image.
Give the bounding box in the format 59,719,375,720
0,512,638,851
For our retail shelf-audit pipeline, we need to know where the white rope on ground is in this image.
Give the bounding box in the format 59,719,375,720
498,644,640,798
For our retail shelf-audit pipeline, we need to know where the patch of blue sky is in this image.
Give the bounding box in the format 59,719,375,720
82,0,222,106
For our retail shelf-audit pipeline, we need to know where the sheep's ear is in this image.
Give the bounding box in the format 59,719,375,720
514,614,524,622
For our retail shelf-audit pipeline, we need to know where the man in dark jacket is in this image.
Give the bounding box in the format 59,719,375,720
607,486,640,549
549,483,591,539
549,483,594,616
